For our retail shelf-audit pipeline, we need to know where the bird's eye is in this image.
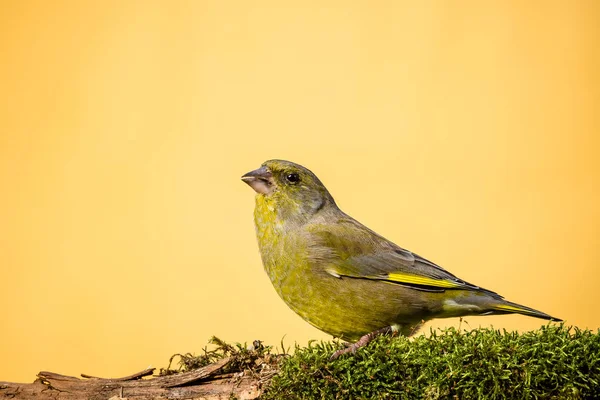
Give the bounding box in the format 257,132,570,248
285,173,300,184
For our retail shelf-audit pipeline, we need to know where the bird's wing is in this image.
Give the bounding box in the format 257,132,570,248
306,216,500,295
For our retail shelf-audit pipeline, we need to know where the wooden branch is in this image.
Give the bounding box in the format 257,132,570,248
80,367,155,380
0,357,263,399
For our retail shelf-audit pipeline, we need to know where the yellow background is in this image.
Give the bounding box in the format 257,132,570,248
1,0,598,382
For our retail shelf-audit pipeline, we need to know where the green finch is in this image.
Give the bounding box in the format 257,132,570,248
242,160,561,358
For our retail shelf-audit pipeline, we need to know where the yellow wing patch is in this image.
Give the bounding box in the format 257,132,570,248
386,272,464,289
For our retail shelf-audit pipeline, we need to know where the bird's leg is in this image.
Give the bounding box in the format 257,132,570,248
330,326,394,360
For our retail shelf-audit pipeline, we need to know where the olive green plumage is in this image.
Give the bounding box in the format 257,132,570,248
242,160,560,342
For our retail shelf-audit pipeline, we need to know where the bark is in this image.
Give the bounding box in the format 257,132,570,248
0,357,265,399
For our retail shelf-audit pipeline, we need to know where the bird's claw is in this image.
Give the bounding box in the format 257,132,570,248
330,343,359,360
329,326,394,360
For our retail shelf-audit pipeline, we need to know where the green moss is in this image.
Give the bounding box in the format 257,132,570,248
160,325,599,399
264,325,599,399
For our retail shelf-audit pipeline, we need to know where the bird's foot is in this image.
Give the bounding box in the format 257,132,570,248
330,326,393,360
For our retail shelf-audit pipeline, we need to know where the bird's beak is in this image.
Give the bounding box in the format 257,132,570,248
241,166,274,195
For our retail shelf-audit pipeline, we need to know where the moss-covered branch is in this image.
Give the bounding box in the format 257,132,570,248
1,325,597,399
266,325,599,399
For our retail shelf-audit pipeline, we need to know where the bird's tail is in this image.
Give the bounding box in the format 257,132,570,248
487,299,562,321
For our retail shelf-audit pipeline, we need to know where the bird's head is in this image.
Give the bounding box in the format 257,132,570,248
242,160,336,219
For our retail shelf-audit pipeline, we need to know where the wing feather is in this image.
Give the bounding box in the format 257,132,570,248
306,215,499,296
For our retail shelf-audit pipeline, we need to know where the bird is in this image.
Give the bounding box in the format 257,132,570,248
241,159,561,358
